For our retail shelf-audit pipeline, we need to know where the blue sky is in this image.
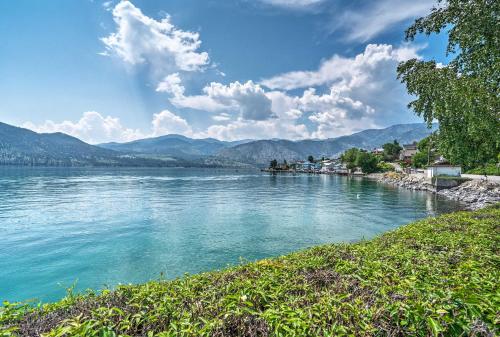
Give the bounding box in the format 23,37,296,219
0,0,448,143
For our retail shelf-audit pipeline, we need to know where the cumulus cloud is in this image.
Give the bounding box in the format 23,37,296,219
166,80,275,121
261,44,420,90
22,111,145,144
156,73,185,96
258,44,423,137
151,110,193,136
101,1,209,74
23,110,197,143
199,118,310,141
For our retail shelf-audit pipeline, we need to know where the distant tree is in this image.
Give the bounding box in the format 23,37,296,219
355,151,379,174
270,159,278,169
397,0,500,169
308,155,314,163
341,148,359,170
382,140,402,161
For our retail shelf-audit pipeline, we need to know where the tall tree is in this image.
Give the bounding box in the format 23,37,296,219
397,0,499,169
355,151,379,174
341,148,359,170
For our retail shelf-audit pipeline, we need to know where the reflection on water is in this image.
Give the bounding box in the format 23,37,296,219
0,167,463,302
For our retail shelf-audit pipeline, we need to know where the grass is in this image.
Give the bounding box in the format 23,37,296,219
1,206,499,337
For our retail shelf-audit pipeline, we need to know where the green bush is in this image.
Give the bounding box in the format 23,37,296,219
1,206,499,336
466,164,500,176
376,161,394,172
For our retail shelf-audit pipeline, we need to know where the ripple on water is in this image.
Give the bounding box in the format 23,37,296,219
0,167,464,302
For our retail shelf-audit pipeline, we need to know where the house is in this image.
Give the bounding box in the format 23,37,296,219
295,161,315,171
399,142,418,161
371,148,384,155
426,164,462,178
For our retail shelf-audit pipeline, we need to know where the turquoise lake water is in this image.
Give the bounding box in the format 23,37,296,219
0,167,464,302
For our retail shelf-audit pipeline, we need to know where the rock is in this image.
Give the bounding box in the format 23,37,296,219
377,173,499,210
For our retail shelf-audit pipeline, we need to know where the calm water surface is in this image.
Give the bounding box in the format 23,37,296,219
0,167,463,302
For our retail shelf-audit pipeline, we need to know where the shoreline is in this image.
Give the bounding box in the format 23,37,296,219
375,172,500,210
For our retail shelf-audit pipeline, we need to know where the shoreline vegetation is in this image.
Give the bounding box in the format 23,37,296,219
1,205,499,336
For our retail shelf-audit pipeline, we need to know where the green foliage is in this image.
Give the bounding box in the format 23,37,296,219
466,164,500,176
307,155,314,163
412,151,429,168
340,148,359,170
397,0,500,169
355,151,379,174
382,140,402,161
269,159,278,169
413,135,441,168
3,207,498,336
376,161,395,172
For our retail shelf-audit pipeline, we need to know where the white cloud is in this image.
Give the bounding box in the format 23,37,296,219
156,44,421,139
151,110,193,136
22,111,145,144
330,0,436,42
165,80,275,121
23,110,196,143
261,44,420,90
258,0,325,9
156,73,185,97
203,81,275,121
101,1,209,74
199,118,310,141
212,113,231,122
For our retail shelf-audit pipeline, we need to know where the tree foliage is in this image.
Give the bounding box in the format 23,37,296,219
341,148,359,170
382,140,402,161
413,134,440,168
355,151,379,174
397,0,499,169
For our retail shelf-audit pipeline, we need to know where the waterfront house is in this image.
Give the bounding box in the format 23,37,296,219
295,161,315,171
399,142,418,161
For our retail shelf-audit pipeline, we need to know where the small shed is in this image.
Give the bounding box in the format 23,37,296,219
426,164,462,179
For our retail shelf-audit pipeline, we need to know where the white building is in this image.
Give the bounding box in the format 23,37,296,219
426,164,462,179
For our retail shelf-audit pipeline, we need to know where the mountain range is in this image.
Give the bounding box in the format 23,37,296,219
99,135,252,159
0,122,437,167
0,122,190,167
217,123,438,165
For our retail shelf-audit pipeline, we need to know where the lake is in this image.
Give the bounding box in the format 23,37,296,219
0,167,463,302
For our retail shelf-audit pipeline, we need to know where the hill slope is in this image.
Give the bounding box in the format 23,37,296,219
218,123,437,165
0,122,180,167
2,206,498,336
99,135,251,159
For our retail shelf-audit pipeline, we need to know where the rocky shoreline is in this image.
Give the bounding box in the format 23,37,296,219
377,172,500,210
